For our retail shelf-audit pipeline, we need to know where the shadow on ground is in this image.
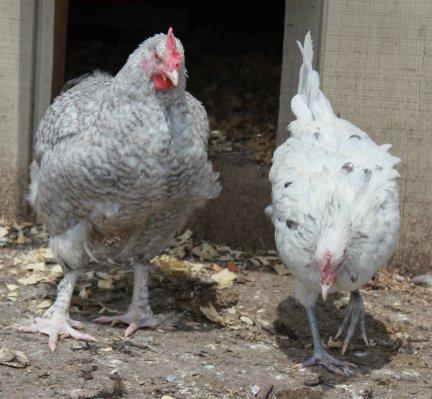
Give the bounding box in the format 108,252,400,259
273,294,394,379
76,268,235,333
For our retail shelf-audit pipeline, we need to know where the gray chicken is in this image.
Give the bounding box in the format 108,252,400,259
18,28,220,351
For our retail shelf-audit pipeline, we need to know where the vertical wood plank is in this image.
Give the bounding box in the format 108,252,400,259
277,0,324,144
0,1,37,220
319,0,432,273
33,0,55,129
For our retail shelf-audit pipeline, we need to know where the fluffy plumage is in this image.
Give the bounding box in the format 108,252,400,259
267,32,400,372
20,29,220,350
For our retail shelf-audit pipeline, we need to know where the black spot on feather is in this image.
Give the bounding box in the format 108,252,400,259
313,132,321,139
349,134,361,140
364,168,372,183
284,181,292,188
286,219,298,229
342,162,354,172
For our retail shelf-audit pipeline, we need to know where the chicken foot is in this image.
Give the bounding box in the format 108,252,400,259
95,263,173,337
334,289,369,355
17,271,96,351
297,306,356,375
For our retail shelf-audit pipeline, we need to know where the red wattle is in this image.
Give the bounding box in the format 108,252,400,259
153,73,173,91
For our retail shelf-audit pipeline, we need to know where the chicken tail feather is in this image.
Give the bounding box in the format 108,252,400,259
291,32,335,123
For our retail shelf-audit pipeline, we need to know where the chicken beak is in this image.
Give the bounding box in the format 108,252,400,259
321,283,331,301
164,70,178,86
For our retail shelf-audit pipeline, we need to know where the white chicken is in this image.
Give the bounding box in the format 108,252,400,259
267,33,400,373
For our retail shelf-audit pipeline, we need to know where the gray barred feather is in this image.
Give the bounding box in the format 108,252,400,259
30,32,220,270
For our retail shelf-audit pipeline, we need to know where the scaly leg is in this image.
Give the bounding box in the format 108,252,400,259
334,290,369,355
17,271,96,351
95,263,172,337
296,306,356,375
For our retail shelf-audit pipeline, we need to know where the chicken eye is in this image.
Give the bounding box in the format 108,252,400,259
153,52,162,63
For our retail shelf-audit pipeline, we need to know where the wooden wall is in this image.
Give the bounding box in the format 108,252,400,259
277,0,324,144
319,0,432,274
0,1,37,220
0,0,67,221
278,0,432,274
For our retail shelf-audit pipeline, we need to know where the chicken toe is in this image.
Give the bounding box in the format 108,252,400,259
16,271,95,351
298,350,356,375
95,263,176,337
301,305,357,374
95,311,174,337
17,316,96,351
334,290,369,354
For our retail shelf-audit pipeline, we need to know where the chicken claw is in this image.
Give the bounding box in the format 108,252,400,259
95,312,175,337
17,271,95,351
299,306,357,374
95,264,176,337
17,316,96,352
334,290,369,355
296,350,356,375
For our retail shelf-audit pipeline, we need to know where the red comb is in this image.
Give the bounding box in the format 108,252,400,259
166,27,180,69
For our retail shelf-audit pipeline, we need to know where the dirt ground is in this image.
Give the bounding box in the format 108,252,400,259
0,224,431,399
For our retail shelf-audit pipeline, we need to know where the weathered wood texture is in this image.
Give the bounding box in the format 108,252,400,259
34,0,55,129
0,1,37,220
277,0,324,144
0,0,65,221
318,0,432,273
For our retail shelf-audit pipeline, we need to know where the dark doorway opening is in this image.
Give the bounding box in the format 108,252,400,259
66,0,284,163
65,0,285,249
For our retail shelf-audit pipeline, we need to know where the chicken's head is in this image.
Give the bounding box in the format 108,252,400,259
316,223,349,301
318,249,346,301
142,27,183,91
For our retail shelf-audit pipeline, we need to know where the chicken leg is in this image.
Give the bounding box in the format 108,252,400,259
334,290,369,355
17,271,96,351
95,263,169,337
298,306,356,374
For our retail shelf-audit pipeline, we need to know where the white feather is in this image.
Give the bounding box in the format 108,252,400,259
268,32,400,307
27,161,39,206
